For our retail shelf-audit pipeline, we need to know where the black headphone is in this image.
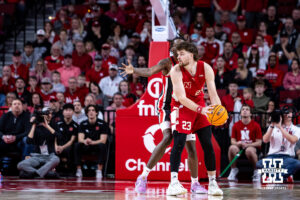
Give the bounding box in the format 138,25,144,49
281,105,297,118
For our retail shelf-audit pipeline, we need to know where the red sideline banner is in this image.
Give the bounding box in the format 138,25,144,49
115,42,221,181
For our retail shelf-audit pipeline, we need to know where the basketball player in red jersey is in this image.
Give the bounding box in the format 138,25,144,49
119,38,207,194
168,41,223,196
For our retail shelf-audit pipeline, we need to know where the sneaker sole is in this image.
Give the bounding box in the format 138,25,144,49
191,189,208,194
166,189,187,196
208,191,223,196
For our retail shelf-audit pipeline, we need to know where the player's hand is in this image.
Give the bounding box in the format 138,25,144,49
120,59,134,76
201,105,215,117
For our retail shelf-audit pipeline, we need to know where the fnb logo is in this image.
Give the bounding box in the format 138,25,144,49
183,82,192,88
258,158,288,183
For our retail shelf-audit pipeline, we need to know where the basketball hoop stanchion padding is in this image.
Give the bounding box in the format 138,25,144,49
115,42,221,181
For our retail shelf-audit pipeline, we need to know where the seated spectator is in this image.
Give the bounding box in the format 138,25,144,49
1,92,16,110
139,20,152,47
272,32,296,67
55,103,77,171
213,0,239,23
129,33,148,58
264,54,284,89
29,59,52,84
57,54,81,87
72,40,93,73
227,104,262,182
241,88,254,108
231,32,247,58
214,23,227,42
233,57,253,88
44,43,64,71
39,77,56,107
221,41,239,71
247,35,269,68
74,105,109,179
219,11,237,35
69,17,87,43
32,29,52,58
85,41,97,60
127,73,145,98
86,55,108,85
109,23,128,51
256,107,300,182
241,0,267,28
51,71,65,93
28,92,44,113
105,1,126,26
14,77,31,105
246,44,264,77
105,92,126,132
221,80,240,112
117,45,138,69
125,0,146,30
292,8,300,32
10,50,29,82
27,76,40,94
83,94,104,120
72,100,86,125
84,20,105,51
64,77,83,104
198,26,223,65
0,66,16,95
99,64,123,102
77,74,89,98
17,108,60,179
44,22,55,44
118,80,137,107
263,5,282,38
236,15,254,45
50,96,63,124
283,59,300,90
53,29,73,56
251,69,273,93
0,99,31,159
191,23,204,44
56,92,65,110
277,17,298,47
89,82,106,108
214,57,231,89
21,41,38,69
52,9,71,34
189,11,209,38
253,81,270,113
257,21,274,48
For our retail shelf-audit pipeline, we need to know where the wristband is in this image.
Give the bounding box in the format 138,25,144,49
197,106,203,114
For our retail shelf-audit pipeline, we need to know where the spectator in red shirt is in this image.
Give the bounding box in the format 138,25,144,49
125,0,146,30
52,8,71,34
28,92,43,112
29,58,52,85
236,15,254,46
39,77,56,107
72,40,93,73
213,0,240,23
220,11,237,35
105,1,126,26
100,43,118,73
265,54,284,89
128,73,145,98
221,41,239,71
199,26,223,65
221,80,240,112
258,21,274,48
86,55,108,85
173,12,188,35
241,88,254,108
241,0,267,28
227,104,262,181
27,76,40,94
77,74,89,99
0,66,16,95
64,77,84,104
44,43,64,71
135,6,152,34
10,50,29,83
189,11,210,38
118,80,137,107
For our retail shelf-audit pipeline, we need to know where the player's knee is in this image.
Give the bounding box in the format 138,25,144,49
185,142,197,159
161,134,172,147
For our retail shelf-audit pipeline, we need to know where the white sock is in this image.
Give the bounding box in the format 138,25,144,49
141,167,152,178
171,172,178,184
208,174,216,183
191,177,198,184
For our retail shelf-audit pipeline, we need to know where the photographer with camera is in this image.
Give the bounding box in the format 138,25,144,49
17,108,60,179
256,107,300,182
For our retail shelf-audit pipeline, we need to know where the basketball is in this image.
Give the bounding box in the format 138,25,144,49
207,105,228,126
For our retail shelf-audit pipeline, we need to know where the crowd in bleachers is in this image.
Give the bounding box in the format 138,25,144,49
0,0,300,180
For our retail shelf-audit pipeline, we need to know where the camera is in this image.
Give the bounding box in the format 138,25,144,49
32,108,50,124
270,110,283,123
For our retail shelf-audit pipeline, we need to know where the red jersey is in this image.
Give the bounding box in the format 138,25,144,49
172,61,210,133
9,64,29,83
64,88,83,104
85,65,108,84
39,91,57,107
0,77,15,94
237,29,254,46
44,55,64,71
200,40,221,63
231,120,262,144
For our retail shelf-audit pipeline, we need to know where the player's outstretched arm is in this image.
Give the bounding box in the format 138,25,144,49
204,63,221,105
119,58,171,77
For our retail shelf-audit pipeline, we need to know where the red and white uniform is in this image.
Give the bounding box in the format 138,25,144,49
171,61,211,134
